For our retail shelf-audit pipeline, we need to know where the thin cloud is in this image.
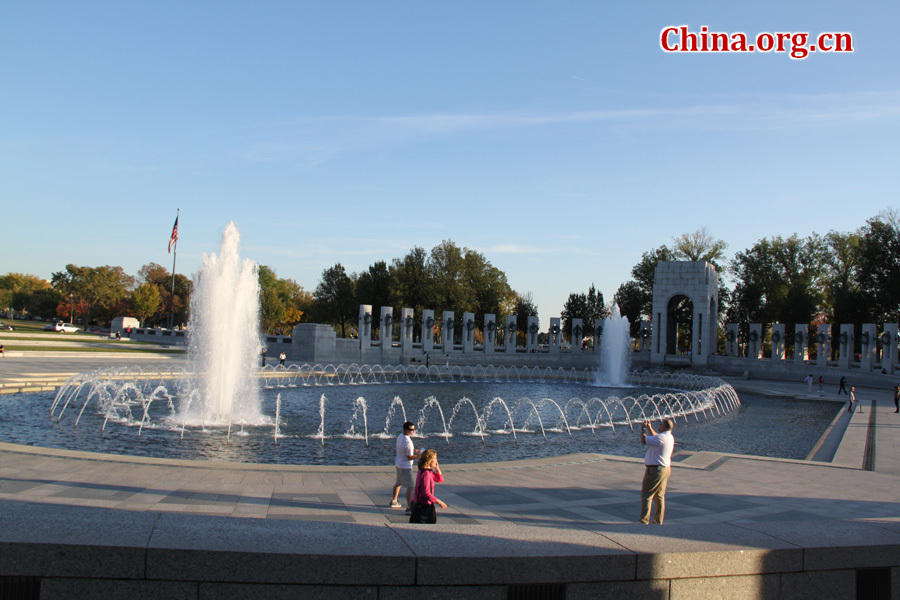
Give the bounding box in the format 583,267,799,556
240,90,900,164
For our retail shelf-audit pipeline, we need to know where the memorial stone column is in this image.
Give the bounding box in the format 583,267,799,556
358,305,373,347
860,324,876,372
505,315,517,354
463,312,475,354
572,318,583,354
422,310,435,355
549,318,561,354
484,314,496,355
794,325,809,363
816,324,831,368
748,324,763,359
526,316,540,353
771,323,786,361
725,323,739,357
401,308,414,356
442,311,455,354
838,324,854,370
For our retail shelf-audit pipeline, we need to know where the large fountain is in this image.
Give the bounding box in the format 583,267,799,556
182,221,265,427
36,225,759,465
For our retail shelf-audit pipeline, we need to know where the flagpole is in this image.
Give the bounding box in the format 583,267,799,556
169,208,179,329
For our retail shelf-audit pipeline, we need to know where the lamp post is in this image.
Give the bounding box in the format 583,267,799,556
69,294,74,324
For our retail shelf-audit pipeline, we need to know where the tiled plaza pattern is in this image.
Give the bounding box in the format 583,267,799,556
1,355,899,599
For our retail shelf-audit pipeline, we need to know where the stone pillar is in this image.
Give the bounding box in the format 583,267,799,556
549,318,561,354
463,312,475,353
505,316,517,353
771,323,786,361
882,324,899,374
358,305,373,347
484,314,496,354
748,324,763,359
860,324,876,373
794,325,808,363
572,318,584,354
594,320,603,354
838,324,854,370
379,306,393,347
422,310,435,355
639,321,651,352
526,316,540,353
442,311,455,353
401,308,414,355
816,324,831,368
725,323,739,357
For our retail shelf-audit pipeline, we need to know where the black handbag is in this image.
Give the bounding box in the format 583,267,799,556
409,501,436,524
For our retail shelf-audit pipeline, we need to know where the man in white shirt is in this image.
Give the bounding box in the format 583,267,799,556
639,419,675,525
390,421,421,512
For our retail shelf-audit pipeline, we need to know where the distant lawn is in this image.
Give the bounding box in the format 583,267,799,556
0,335,167,345
1,345,185,354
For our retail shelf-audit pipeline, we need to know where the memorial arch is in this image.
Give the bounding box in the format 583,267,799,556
650,261,718,367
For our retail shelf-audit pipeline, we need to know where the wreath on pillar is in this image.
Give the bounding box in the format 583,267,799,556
466,319,474,331
446,318,454,331
726,330,735,342
771,331,781,343
882,332,891,345
816,332,827,344
795,331,804,344
426,316,434,328
383,314,393,327
529,323,539,334
405,316,413,328
573,324,582,338
550,323,560,335
839,331,848,345
508,322,517,333
861,331,870,345
749,331,759,343
363,313,372,325
486,321,495,333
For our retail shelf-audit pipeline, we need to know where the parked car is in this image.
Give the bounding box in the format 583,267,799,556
44,322,79,333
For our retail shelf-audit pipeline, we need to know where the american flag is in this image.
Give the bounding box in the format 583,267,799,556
168,215,179,253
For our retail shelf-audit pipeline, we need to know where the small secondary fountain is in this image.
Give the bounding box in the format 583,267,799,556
595,303,631,387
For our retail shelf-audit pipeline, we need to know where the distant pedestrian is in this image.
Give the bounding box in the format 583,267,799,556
279,351,286,367
894,386,900,414
838,376,848,395
0,344,4,357
425,354,430,367
805,374,813,393
848,387,856,412
817,376,824,395
261,349,266,367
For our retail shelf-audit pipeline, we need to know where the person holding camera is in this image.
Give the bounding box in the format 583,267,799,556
639,418,675,525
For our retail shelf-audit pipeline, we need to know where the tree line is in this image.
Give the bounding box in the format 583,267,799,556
3,209,898,339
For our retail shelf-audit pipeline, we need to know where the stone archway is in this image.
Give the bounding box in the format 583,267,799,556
650,262,718,367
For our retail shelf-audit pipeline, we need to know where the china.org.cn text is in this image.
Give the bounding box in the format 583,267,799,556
660,26,854,59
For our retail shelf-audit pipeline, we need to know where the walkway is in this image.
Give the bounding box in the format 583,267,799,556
1,356,899,598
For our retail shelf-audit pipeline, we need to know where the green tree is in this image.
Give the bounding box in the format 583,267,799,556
726,235,826,326
356,260,393,335
130,283,162,325
313,263,357,337
614,281,645,337
560,284,608,340
52,265,132,327
854,210,900,322
138,263,192,326
671,226,728,268
513,292,538,345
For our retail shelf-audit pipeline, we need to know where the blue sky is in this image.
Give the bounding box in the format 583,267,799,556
3,1,898,327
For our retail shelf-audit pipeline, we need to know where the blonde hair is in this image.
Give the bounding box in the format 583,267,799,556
418,449,437,470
